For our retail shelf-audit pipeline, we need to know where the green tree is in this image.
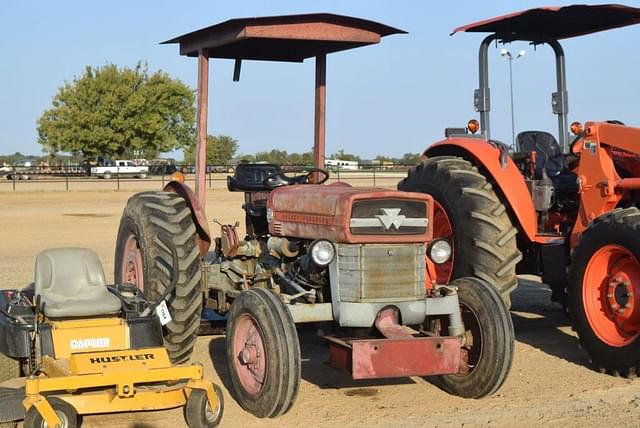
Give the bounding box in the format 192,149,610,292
329,149,360,162
184,135,239,165
401,152,422,165
37,63,195,159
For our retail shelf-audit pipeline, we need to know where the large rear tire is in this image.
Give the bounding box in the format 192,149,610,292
568,207,640,376
226,288,300,418
437,277,515,398
115,191,202,363
399,156,521,304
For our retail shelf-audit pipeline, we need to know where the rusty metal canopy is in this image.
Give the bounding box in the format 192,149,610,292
162,13,406,62
452,4,640,41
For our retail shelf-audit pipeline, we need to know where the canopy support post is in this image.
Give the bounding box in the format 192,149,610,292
195,50,209,208
313,54,327,179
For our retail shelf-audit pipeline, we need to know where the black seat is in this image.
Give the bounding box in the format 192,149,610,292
516,131,565,178
227,163,284,192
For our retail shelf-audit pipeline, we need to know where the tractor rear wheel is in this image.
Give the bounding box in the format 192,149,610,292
399,156,521,304
226,288,300,418
568,207,640,376
115,191,202,363
434,277,514,398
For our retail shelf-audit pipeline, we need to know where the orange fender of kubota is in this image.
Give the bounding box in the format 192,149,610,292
425,138,538,242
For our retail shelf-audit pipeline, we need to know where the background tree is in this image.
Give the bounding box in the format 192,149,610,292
400,152,422,165
183,135,239,165
37,63,195,159
329,149,360,162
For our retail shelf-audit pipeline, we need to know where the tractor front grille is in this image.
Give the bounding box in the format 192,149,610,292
336,243,425,303
349,199,428,235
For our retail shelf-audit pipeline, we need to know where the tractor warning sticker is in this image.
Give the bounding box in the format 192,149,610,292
583,140,597,155
156,300,172,326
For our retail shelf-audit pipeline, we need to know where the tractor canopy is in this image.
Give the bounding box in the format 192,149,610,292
451,3,640,42
163,13,406,61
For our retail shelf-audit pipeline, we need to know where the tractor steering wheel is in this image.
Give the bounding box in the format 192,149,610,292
262,167,329,189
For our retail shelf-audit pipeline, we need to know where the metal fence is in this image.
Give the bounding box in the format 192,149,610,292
0,164,414,192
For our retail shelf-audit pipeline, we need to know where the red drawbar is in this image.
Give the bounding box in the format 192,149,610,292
327,336,460,379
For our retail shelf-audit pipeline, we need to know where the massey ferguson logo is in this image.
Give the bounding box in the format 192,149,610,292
376,208,406,230
70,337,110,350
350,208,428,230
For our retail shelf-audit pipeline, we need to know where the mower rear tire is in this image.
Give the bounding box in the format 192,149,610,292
568,208,640,376
226,288,300,418
399,156,521,305
436,277,515,398
115,191,202,364
24,397,78,428
185,385,224,428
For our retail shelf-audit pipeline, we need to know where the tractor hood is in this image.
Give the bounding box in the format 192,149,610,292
267,184,433,244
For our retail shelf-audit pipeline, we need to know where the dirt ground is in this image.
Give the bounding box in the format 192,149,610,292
1,182,639,427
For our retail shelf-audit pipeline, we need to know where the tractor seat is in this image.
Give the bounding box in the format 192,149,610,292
34,248,121,318
516,131,565,178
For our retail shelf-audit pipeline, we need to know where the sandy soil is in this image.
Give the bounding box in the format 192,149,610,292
1,183,639,427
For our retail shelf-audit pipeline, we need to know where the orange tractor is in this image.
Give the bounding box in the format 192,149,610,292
400,4,640,375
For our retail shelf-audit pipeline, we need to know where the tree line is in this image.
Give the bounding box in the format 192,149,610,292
32,63,421,166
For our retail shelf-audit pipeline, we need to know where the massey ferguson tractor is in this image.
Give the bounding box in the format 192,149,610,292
114,15,514,418
399,4,640,376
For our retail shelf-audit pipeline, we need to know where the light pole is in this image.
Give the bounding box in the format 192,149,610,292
501,48,525,147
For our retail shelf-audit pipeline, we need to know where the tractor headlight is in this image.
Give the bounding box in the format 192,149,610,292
309,240,335,267
428,239,452,265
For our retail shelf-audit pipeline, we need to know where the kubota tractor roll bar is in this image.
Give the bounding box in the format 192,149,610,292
453,4,640,153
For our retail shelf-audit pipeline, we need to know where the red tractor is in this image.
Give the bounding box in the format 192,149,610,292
114,14,514,418
400,4,640,375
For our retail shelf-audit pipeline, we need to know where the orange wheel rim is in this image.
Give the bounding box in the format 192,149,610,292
427,201,454,284
583,244,640,347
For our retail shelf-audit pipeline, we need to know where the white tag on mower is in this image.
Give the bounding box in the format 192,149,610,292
156,300,172,326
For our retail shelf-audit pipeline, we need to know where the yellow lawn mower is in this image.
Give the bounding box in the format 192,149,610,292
0,247,223,428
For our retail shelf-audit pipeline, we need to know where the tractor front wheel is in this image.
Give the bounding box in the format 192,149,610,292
399,156,521,305
436,277,515,398
115,191,202,363
569,207,640,376
226,288,300,418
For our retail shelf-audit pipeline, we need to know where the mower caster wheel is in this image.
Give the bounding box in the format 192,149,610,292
226,288,301,418
185,384,224,428
24,397,78,428
434,277,514,398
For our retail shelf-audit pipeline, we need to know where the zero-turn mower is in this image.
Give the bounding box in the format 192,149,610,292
0,247,223,427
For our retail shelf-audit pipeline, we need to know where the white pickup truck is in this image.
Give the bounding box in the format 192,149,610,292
90,160,148,179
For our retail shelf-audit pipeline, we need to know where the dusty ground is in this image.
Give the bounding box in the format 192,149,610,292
1,181,639,427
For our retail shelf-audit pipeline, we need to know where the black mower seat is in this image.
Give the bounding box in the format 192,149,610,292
34,248,121,318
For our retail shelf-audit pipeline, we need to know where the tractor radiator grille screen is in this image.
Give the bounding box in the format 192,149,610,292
349,199,428,235
336,243,425,303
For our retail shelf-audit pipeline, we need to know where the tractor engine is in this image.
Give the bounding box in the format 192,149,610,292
265,184,433,311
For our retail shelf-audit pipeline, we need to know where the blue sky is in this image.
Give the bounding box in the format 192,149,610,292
1,1,639,159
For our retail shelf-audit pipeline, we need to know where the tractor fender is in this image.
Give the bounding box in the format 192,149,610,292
163,180,212,256
425,138,537,242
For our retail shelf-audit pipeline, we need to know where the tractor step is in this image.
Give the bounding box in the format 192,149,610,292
326,335,461,379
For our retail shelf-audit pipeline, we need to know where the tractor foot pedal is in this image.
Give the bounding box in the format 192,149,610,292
0,386,25,423
326,335,461,379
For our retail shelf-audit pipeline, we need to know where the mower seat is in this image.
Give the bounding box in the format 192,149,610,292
34,248,121,318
